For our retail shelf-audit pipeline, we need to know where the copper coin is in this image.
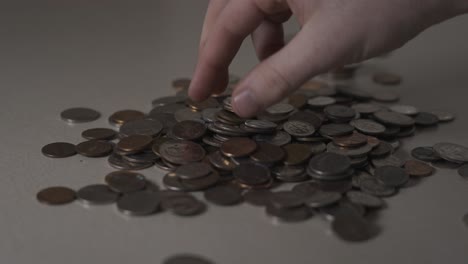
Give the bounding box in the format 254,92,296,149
250,142,285,164
109,110,145,126
404,160,435,177
159,140,206,164
119,119,163,138
207,151,237,171
175,162,212,180
172,120,206,141
186,97,220,111
333,132,368,148
81,128,117,140
77,184,120,204
283,143,313,165
41,142,77,158
117,135,153,153
151,137,171,157
233,163,271,186
105,171,147,193
372,72,402,85
37,186,76,205
76,140,113,157
60,107,100,123
220,137,257,158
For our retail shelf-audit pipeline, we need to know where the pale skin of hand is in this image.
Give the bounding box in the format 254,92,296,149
188,0,468,117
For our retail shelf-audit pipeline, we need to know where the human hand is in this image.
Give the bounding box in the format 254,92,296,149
189,0,468,117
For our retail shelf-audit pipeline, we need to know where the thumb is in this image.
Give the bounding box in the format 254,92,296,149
232,17,361,117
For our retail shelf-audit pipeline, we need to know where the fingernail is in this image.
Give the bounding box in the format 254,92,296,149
232,89,260,117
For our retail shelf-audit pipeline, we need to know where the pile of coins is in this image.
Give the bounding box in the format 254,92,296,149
39,67,467,243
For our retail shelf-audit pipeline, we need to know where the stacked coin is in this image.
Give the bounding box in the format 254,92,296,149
39,66,464,243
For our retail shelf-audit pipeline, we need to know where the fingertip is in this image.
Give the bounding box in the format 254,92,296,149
232,87,262,118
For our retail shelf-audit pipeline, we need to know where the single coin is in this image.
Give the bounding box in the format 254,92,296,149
308,96,336,108
288,111,322,128
163,254,214,264
117,191,160,216
245,119,277,130
172,78,191,89
243,190,273,206
288,93,308,109
305,191,342,208
371,90,400,102
266,103,295,115
350,119,386,135
122,151,158,164
283,120,316,137
389,105,419,116
105,171,147,193
411,147,441,162
150,103,186,115
327,142,373,158
186,97,220,111
37,186,76,205
351,103,383,115
433,142,468,163
270,191,305,208
171,120,206,141
272,166,308,182
346,191,384,209
41,142,77,158
117,135,153,153
283,143,312,165
250,142,285,164
175,163,212,180
233,163,271,186
404,160,434,177
372,72,402,85
414,112,439,126
159,140,206,165
220,137,257,158
204,185,243,206
265,204,311,222
333,132,368,148
429,110,455,122
174,108,203,122
119,119,163,137
81,128,117,140
332,205,378,242
375,166,409,188
369,141,393,158
457,164,468,180
359,178,397,197
163,171,220,192
324,105,356,121
60,107,100,123
76,140,113,157
151,95,186,107
168,197,206,216
253,131,292,146
109,110,145,126
308,152,351,177
319,123,354,137
77,184,119,204
373,110,415,127
207,151,237,171
371,154,404,168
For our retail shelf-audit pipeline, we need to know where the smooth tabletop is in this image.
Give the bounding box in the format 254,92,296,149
1,1,468,264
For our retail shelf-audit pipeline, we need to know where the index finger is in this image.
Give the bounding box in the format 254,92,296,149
189,0,265,101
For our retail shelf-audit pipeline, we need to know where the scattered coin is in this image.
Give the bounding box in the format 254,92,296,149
175,163,212,180
61,107,100,123
37,186,76,205
117,135,153,154
411,147,441,162
159,140,206,165
172,120,206,141
346,191,384,209
204,185,243,206
404,160,434,177
81,128,117,140
220,137,257,158
332,204,378,242
77,184,119,204
105,171,147,193
457,164,468,180
41,142,77,158
433,142,468,163
117,190,160,216
76,140,113,157
375,166,409,188
109,110,145,126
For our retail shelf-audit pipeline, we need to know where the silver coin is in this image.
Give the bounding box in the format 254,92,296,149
150,103,186,115
350,119,386,135
359,178,396,197
283,120,316,137
105,171,147,193
272,166,308,182
304,191,342,208
117,191,160,216
373,110,415,127
175,162,212,180
429,110,455,122
119,119,163,137
351,103,383,115
174,108,202,122
307,96,336,107
244,119,277,130
201,108,220,122
207,151,237,171
159,140,206,165
433,142,468,163
266,103,295,115
389,104,419,115
327,142,373,158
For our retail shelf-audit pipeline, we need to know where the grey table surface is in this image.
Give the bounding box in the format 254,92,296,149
1,1,468,264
